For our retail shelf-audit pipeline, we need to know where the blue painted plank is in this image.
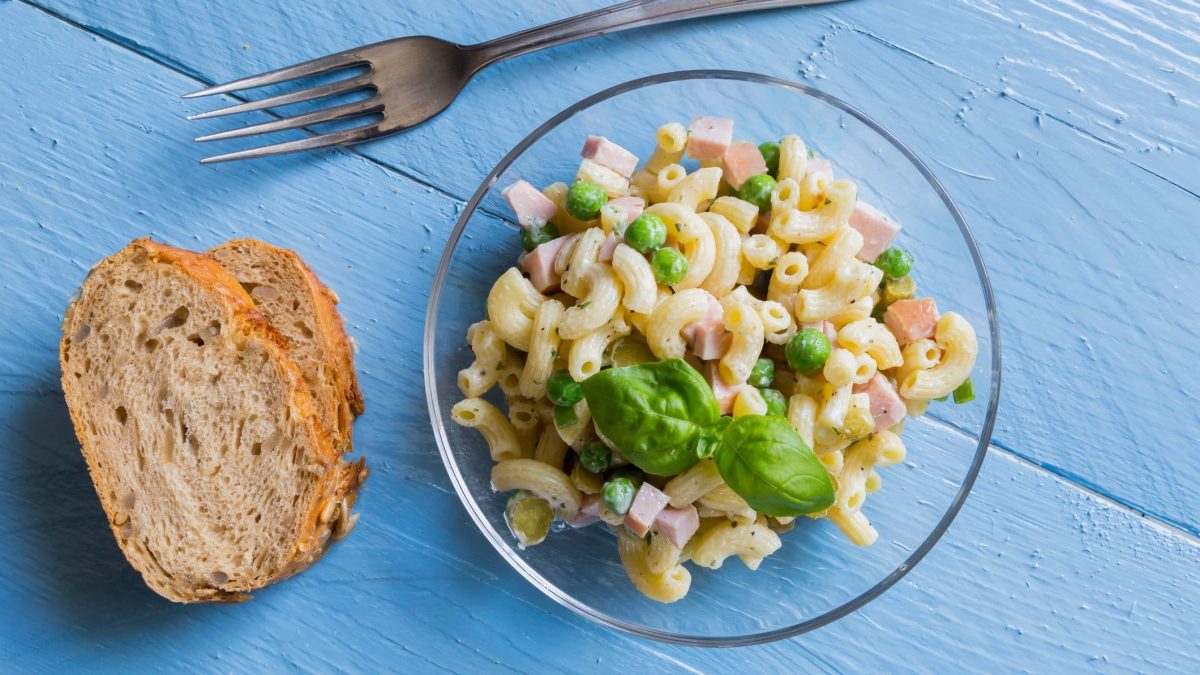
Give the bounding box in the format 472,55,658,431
27,0,1200,533
1,1,1197,672
825,0,1200,195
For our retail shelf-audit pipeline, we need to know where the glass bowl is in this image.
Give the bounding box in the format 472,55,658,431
424,71,1000,646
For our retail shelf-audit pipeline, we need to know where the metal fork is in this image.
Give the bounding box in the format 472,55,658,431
184,0,844,163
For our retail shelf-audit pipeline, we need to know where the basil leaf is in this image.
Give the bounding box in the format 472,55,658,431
714,415,834,517
580,359,720,476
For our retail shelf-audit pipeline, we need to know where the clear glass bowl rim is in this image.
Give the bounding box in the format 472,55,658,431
424,69,1002,647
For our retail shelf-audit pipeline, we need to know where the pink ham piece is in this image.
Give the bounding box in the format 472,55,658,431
519,236,568,293
721,141,768,190
598,233,619,263
581,135,639,178
605,196,645,229
705,361,743,415
884,298,939,346
848,201,902,262
569,494,602,528
854,374,906,433
686,116,734,162
653,505,700,550
691,325,731,361
801,320,838,346
681,293,730,360
502,180,558,229
625,483,671,538
805,157,833,178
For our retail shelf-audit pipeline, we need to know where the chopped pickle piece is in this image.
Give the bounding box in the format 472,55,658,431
881,275,917,306
609,335,657,367
571,462,605,494
505,491,554,548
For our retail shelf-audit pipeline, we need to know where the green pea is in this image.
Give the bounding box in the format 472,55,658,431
546,370,582,407
786,328,832,375
579,441,612,474
736,174,777,211
875,247,914,280
759,388,788,417
601,477,637,516
652,247,689,285
520,222,559,252
758,141,780,177
609,465,644,487
748,358,776,388
953,377,975,404
624,214,667,253
565,181,607,221
553,404,578,429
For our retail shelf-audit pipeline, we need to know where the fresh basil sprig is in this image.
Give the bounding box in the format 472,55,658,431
713,415,834,517
581,359,834,515
580,359,720,476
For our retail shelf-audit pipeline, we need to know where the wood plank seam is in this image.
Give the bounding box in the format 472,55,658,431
19,0,1197,546
925,415,1200,544
15,0,480,207
816,10,1200,203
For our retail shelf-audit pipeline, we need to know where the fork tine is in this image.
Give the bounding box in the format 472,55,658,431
199,125,384,164
187,74,374,120
193,98,383,143
181,50,365,99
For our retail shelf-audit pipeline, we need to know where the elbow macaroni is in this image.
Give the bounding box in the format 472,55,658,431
486,268,546,351
899,313,978,400
611,243,657,314
452,398,521,462
458,320,507,397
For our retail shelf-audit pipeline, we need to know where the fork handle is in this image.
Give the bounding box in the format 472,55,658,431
467,0,836,70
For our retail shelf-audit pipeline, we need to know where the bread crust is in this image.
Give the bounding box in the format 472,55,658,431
208,238,364,452
59,238,364,603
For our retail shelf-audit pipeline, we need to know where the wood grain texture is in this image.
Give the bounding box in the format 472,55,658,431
26,0,1200,534
0,0,1197,672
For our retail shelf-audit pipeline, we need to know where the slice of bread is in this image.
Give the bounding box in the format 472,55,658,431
207,239,363,452
60,238,364,603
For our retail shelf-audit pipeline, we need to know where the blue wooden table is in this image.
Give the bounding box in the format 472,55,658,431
2,0,1197,671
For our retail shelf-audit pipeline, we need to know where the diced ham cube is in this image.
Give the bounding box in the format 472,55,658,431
581,135,639,178
854,374,906,432
687,116,734,162
681,292,730,360
721,141,768,190
598,233,620,263
502,180,558,229
653,505,700,550
691,324,732,361
569,494,602,528
605,196,645,229
884,298,939,346
519,236,568,293
848,201,902,262
625,483,671,538
805,157,833,178
801,320,838,346
705,361,743,415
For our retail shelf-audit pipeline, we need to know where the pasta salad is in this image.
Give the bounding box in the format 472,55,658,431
452,116,979,602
